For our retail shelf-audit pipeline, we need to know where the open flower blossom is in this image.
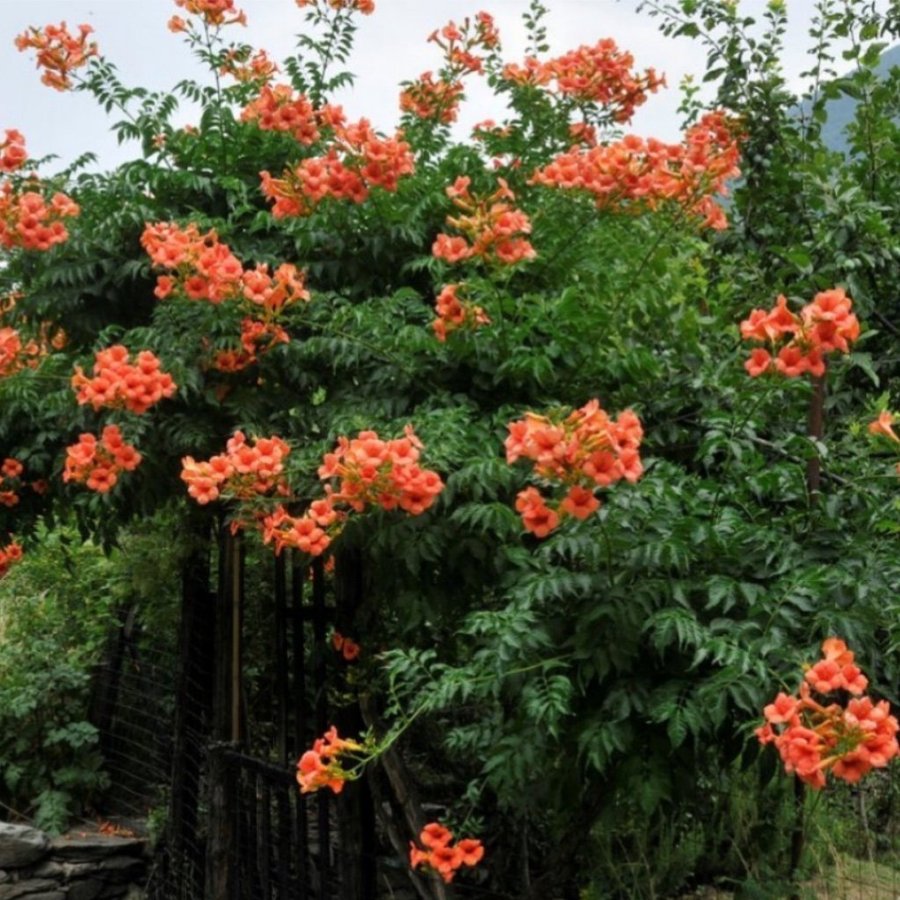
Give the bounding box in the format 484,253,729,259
262,426,443,558
71,346,176,414
241,84,320,143
400,73,465,124
332,630,361,661
63,425,142,493
409,822,484,884
1,326,45,377
399,13,499,124
506,399,643,537
296,0,375,14
869,410,899,445
531,111,741,230
211,317,290,373
740,288,860,378
0,457,25,508
756,638,899,790
173,0,246,28
0,294,66,377
433,176,535,266
868,410,900,477
503,38,664,124
0,183,80,251
143,222,310,309
0,130,27,173
296,727,364,794
432,282,490,341
15,22,98,90
0,538,23,580
181,431,291,507
258,117,414,218
220,47,277,84
142,222,243,303
142,222,310,370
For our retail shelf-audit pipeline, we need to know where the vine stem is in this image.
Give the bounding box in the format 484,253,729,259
789,371,826,895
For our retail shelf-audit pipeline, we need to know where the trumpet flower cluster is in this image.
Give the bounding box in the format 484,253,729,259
241,84,321,144
262,427,444,559
258,117,414,218
142,222,310,371
506,399,643,537
71,346,176,414
181,431,291,506
0,130,27,174
0,183,80,252
0,129,80,251
15,22,98,91
296,0,375,13
0,538,23,580
63,425,142,493
409,822,485,884
400,13,499,124
432,176,535,267
332,630,361,661
432,283,490,342
0,327,43,377
531,111,740,230
756,638,899,790
0,293,66,377
172,0,246,28
740,288,860,378
0,458,25,507
296,727,364,794
220,48,277,84
869,410,900,476
503,38,664,124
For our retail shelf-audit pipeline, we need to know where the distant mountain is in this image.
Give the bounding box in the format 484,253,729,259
806,43,900,153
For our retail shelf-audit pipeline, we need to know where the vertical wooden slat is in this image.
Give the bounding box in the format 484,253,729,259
205,743,236,900
290,555,310,897
231,533,243,744
169,516,214,900
276,790,291,898
274,553,288,766
311,557,331,891
290,553,306,754
245,769,258,900
260,778,272,900
207,527,238,900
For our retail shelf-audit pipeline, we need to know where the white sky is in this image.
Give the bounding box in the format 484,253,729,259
0,0,885,173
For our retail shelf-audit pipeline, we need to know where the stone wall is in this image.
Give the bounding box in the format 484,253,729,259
0,822,146,900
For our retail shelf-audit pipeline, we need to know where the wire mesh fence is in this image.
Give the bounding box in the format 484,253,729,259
68,531,900,900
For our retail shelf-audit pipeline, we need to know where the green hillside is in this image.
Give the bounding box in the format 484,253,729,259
811,43,900,151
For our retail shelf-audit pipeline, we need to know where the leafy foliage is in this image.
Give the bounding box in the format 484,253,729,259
1,1,899,895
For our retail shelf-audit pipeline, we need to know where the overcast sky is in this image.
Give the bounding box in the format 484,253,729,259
0,0,887,174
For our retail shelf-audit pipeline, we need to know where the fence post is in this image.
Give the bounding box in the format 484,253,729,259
169,516,215,898
206,528,243,900
206,741,239,900
334,547,378,899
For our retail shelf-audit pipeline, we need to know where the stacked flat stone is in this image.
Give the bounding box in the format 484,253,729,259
0,822,146,900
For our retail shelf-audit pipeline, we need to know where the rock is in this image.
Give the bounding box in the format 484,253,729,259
0,825,51,869
94,857,144,881
0,878,60,899
0,828,146,900
67,878,105,900
50,837,145,863
32,861,96,881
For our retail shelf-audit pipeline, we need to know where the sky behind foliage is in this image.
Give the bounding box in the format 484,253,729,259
0,0,886,173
